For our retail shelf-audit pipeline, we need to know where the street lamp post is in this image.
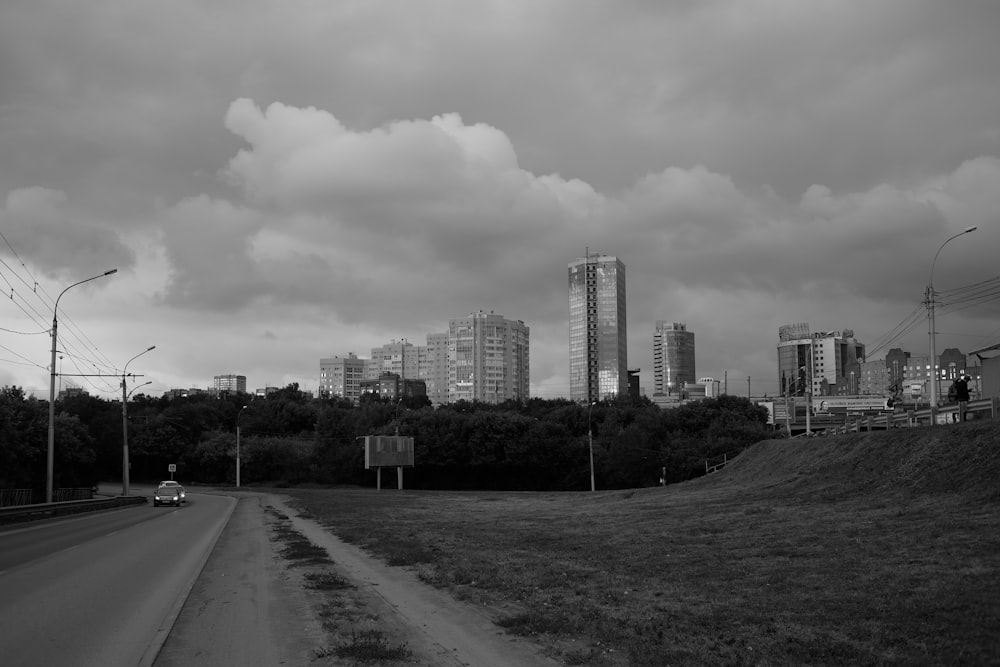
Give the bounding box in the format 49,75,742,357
47,268,117,503
588,401,596,492
122,345,155,497
927,226,977,424
784,376,793,435
805,352,812,436
236,405,248,487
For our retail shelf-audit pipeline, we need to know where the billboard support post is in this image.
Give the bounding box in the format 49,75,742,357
364,435,415,491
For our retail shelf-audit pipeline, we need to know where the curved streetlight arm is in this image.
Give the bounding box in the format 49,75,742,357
53,269,119,322
123,345,156,378
127,381,152,399
47,268,117,504
929,226,977,289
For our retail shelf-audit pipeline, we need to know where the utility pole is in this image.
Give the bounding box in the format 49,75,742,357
237,405,248,487
805,343,813,435
121,346,155,497
927,226,977,424
588,401,596,492
47,268,117,503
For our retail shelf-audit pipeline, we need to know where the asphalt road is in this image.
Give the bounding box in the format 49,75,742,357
0,491,235,667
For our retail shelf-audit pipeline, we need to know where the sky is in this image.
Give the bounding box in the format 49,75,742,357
2,0,999,402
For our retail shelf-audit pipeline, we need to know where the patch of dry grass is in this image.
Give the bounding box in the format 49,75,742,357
279,421,1000,666
265,505,414,664
266,509,332,567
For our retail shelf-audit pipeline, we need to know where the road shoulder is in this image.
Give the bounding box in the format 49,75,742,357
153,494,326,666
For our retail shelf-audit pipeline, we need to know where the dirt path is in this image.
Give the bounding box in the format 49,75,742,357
271,494,562,666
155,493,561,666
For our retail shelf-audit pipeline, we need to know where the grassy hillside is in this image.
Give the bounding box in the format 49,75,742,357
718,421,1000,502
280,421,1000,666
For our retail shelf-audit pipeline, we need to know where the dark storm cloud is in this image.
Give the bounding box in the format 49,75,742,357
2,0,999,397
0,188,135,279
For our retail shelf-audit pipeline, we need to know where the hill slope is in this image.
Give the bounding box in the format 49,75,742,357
279,421,1000,666
696,420,1000,503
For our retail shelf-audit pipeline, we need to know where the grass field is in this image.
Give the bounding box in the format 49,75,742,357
277,421,1000,666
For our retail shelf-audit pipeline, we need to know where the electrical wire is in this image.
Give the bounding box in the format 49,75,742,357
1,230,120,390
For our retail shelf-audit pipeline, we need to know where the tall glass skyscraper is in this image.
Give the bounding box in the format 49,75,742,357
568,253,627,403
653,321,695,395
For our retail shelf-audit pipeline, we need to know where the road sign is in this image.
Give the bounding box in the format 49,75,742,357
168,464,176,472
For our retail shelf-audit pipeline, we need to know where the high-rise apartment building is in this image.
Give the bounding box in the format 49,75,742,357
214,374,246,394
368,340,420,380
318,314,530,406
319,353,370,401
366,336,451,405
653,321,695,396
448,311,529,404
568,253,627,402
421,332,450,405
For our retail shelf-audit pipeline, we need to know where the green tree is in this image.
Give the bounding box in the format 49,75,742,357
0,387,46,489
52,413,98,488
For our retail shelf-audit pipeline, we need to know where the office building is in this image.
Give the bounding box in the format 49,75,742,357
885,348,910,395
568,253,627,402
901,348,977,403
776,324,865,397
213,374,246,395
858,360,890,396
653,322,695,396
939,348,969,383
448,311,529,404
699,377,721,398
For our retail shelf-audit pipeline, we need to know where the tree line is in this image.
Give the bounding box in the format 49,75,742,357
0,384,773,494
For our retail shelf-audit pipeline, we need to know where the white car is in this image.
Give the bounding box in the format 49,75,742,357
157,480,186,503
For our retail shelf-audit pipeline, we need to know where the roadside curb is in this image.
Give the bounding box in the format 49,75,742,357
138,494,238,667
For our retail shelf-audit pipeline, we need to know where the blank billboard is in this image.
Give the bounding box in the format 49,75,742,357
364,435,415,469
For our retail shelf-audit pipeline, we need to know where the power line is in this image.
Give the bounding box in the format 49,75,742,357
0,234,119,384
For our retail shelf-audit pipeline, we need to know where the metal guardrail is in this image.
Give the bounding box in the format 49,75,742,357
705,453,729,474
0,495,147,527
0,489,33,506
0,487,101,507
818,396,998,435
